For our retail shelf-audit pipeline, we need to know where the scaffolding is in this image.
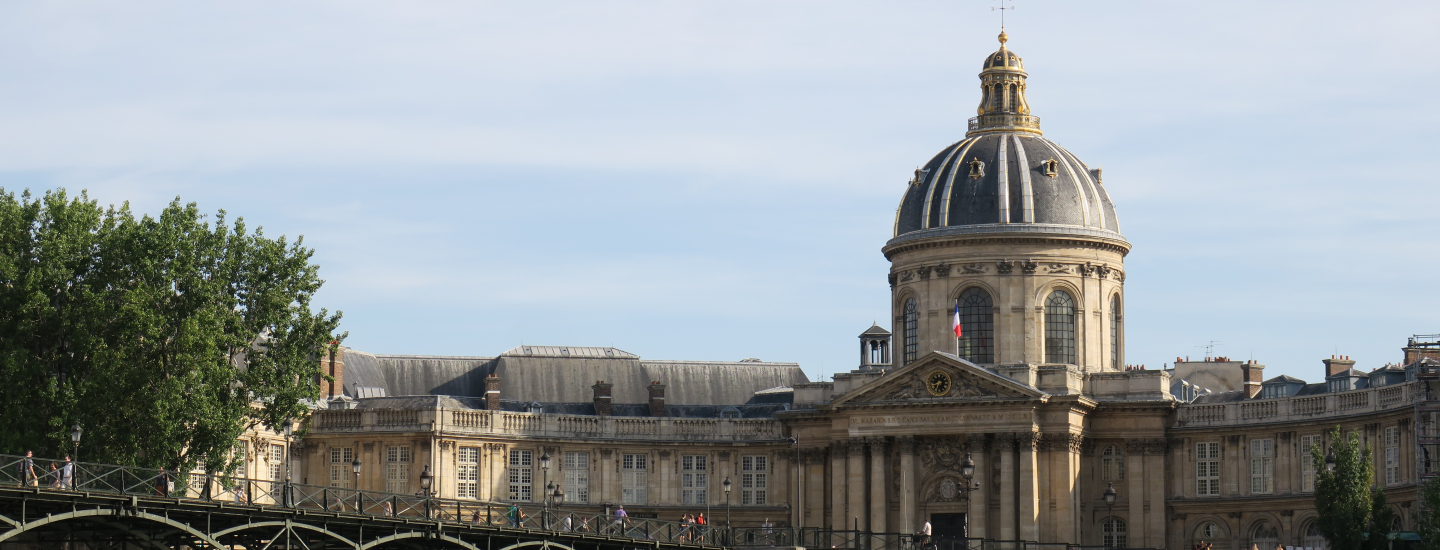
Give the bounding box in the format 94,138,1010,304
1412,334,1440,514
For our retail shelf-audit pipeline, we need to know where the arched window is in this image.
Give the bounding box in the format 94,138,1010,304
903,298,919,365
1110,295,1122,370
1301,521,1326,549
1103,518,1126,549
1044,290,1077,364
1102,445,1125,481
1251,521,1278,549
957,287,994,363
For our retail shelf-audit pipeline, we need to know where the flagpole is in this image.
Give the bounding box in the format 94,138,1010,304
955,299,961,357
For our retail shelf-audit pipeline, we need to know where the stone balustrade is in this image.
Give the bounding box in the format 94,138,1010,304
1176,381,1416,427
310,408,786,442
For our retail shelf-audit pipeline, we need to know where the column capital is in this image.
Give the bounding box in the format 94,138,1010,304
966,434,988,453
868,437,888,454
848,438,867,457
995,432,1018,451
897,435,917,455
1015,431,1038,451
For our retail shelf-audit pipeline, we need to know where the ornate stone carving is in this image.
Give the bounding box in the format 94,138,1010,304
1078,262,1096,277
1081,438,1097,456
1016,431,1038,450
888,273,897,288
437,440,456,451
1114,270,1126,282
847,440,866,457
917,266,932,280
899,271,914,282
962,263,986,274
659,450,672,459
886,378,926,400
935,264,951,277
1020,261,1038,275
1125,439,1146,454
362,442,375,452
1095,264,1111,279
968,158,985,179
600,448,614,458
967,435,988,453
1046,263,1072,274
869,437,888,454
802,447,828,464
832,439,848,457
485,443,507,452
919,436,968,474
926,476,973,502
909,167,930,186
897,436,916,455
996,260,1014,274
995,432,1018,451
1144,438,1169,455
719,450,732,461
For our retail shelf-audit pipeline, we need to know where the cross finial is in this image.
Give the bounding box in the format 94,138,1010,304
992,0,1014,31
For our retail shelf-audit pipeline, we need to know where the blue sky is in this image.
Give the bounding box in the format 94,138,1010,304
1,1,1436,384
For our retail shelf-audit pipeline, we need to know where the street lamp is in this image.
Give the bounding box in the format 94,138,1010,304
281,420,295,506
540,451,551,528
957,452,981,539
352,457,363,512
1102,481,1117,546
723,475,733,543
1324,449,1337,473
419,464,435,518
70,423,82,462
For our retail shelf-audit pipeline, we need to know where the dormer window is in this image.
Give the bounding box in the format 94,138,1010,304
720,406,741,419
968,158,985,179
527,401,544,414
1042,159,1059,177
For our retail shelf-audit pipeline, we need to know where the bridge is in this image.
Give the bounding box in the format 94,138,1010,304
0,453,723,549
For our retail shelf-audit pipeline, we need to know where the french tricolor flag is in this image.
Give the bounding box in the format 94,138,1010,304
953,301,963,338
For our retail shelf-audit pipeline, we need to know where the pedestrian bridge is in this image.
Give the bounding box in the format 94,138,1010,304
0,453,720,549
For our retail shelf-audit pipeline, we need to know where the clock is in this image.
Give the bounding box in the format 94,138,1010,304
925,370,952,396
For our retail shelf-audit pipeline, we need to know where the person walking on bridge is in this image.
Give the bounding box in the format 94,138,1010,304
18,451,37,487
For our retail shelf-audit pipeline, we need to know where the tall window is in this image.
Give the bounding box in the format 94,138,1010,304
681,455,707,505
1103,518,1126,549
1110,295,1122,369
1300,434,1320,492
1302,522,1326,549
269,444,285,492
1251,522,1278,548
458,447,480,499
957,287,994,363
386,446,411,494
509,450,533,501
329,447,354,488
1250,438,1273,494
235,443,247,477
1044,290,1077,364
741,455,768,505
622,454,648,504
902,299,918,364
1385,426,1400,485
1101,445,1125,481
564,451,589,503
1196,442,1220,496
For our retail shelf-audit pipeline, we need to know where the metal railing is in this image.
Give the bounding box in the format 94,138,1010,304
0,453,719,546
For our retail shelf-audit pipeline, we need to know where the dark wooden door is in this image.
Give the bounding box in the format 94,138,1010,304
930,513,967,539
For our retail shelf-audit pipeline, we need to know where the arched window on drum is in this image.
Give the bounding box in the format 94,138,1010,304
902,298,919,365
1045,290,1077,364
956,287,994,364
1110,295,1122,370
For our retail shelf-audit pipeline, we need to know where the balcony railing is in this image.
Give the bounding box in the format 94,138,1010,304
312,409,787,442
967,114,1041,133
1177,381,1416,427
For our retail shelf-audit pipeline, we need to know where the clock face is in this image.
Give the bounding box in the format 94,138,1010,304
925,370,952,396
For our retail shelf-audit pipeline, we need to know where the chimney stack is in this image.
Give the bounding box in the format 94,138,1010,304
1240,360,1265,398
1323,355,1356,377
592,381,614,416
319,344,346,399
648,381,667,417
485,374,501,410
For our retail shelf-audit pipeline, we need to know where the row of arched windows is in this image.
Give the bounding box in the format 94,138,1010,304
898,289,1122,367
1191,520,1326,550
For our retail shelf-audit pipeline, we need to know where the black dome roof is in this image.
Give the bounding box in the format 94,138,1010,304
892,133,1122,241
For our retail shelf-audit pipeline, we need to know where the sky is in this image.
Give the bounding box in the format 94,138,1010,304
0,1,1437,384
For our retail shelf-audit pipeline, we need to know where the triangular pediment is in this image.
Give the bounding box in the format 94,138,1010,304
831,352,1047,407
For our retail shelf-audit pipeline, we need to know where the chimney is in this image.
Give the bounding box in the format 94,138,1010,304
319,344,345,399
648,381,667,417
1240,360,1265,398
1323,355,1356,378
592,381,613,416
485,374,501,410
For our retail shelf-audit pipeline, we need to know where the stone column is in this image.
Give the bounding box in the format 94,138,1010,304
807,450,826,528
899,437,917,534
968,435,989,539
1146,440,1167,550
794,449,806,528
831,440,848,530
1018,432,1039,542
1125,439,1145,546
1050,434,1078,545
998,433,1016,540
870,438,889,535
659,450,673,505
847,438,867,530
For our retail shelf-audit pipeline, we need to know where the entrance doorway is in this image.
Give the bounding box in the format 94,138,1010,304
930,513,967,539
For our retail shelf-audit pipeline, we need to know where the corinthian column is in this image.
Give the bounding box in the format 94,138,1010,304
869,438,888,535
847,439,867,530
1018,432,1039,541
998,433,1016,540
898,436,917,534
967,435,988,539
831,440,848,530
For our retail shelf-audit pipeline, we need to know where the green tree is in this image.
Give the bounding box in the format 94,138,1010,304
1312,426,1396,550
1418,475,1440,550
0,188,343,473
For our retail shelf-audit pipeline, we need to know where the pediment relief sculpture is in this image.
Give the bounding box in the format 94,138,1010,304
918,435,967,474
882,368,1000,401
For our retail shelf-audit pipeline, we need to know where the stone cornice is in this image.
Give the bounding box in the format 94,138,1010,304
883,230,1131,260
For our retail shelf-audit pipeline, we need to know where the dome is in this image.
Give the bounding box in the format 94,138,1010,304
889,32,1125,246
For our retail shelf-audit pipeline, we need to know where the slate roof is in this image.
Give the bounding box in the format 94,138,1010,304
1263,375,1306,385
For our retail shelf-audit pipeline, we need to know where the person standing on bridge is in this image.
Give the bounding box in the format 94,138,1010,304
60,457,73,490
18,451,37,487
613,505,629,535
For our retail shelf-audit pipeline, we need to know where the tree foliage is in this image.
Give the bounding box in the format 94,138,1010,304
0,189,343,473
1419,475,1440,550
1312,426,1395,550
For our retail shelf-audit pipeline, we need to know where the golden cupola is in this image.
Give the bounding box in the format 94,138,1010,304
970,31,1040,136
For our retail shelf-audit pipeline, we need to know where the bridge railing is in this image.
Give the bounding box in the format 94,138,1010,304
0,453,718,546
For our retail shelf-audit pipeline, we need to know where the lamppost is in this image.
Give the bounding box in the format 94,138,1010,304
550,483,566,531
723,476,733,545
545,481,557,529
1102,482,1117,548
957,452,980,539
540,450,551,528
1324,449,1337,473
419,464,435,518
282,420,294,507
69,423,82,490
352,457,363,512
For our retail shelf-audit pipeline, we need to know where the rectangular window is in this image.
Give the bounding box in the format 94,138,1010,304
1299,435,1320,492
564,452,589,503
622,454,648,505
509,450,533,501
269,444,285,492
329,447,354,488
741,455,768,505
1250,439,1273,494
234,443,247,478
386,446,411,494
1385,427,1400,485
681,455,708,505
1196,442,1220,496
458,447,480,499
